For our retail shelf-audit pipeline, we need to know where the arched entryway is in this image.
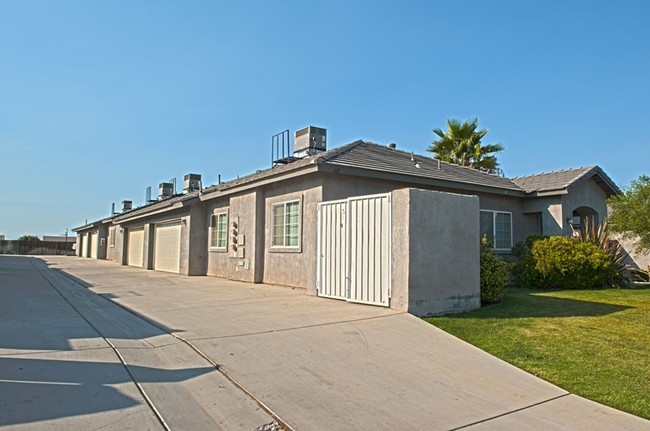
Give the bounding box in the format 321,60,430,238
569,206,599,236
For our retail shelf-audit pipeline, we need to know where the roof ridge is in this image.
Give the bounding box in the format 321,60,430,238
349,141,458,167
314,139,367,163
512,166,595,180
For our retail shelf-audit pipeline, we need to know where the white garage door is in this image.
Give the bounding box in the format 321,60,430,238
83,233,91,258
154,221,182,273
90,232,98,259
127,228,145,268
317,193,391,307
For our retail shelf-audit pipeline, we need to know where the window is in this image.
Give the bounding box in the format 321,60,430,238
209,212,228,249
109,228,116,248
272,200,300,248
480,210,512,250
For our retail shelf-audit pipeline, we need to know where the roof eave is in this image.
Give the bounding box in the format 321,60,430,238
319,164,527,197
72,221,101,232
524,189,569,197
199,164,320,202
72,214,117,232
113,204,183,224
112,194,199,224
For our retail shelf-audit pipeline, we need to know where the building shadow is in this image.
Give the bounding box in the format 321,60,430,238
0,255,220,427
450,290,633,319
0,356,213,426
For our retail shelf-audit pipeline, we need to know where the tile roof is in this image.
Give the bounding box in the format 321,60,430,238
313,141,523,193
202,140,524,195
111,192,199,223
103,141,618,225
511,166,621,196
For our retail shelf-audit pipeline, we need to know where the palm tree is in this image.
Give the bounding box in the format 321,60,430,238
428,118,504,174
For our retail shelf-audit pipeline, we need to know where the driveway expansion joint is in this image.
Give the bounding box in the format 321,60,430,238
448,392,573,430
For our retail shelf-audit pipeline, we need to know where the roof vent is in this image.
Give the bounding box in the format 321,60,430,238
159,182,174,199
122,200,133,212
294,126,326,158
183,174,202,192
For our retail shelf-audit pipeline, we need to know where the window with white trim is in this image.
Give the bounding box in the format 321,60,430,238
272,200,300,248
209,212,228,249
109,228,116,248
480,210,512,250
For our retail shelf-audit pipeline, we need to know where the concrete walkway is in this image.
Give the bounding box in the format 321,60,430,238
1,256,648,430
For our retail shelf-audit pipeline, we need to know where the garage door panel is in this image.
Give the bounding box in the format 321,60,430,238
154,222,181,273
83,233,91,258
127,229,144,268
90,232,98,259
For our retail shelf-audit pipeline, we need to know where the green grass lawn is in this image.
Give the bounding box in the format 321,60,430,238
424,287,650,420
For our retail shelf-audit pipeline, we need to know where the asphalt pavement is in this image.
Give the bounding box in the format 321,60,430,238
1,255,648,430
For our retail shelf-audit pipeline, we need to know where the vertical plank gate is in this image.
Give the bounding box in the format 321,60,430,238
317,193,391,307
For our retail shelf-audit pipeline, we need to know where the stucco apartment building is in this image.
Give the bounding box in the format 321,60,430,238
74,127,619,316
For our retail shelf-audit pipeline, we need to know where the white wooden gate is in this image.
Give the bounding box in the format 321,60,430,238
317,193,391,306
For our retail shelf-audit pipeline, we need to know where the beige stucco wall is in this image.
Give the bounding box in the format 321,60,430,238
106,224,123,264
97,225,108,260
74,225,108,260
322,173,531,250
205,176,324,286
473,193,526,247
114,206,191,272
228,190,264,283
91,169,613,317
521,178,610,238
263,177,323,290
206,197,232,278
560,180,609,234
204,188,264,283
391,189,480,316
614,234,650,271
321,173,400,201
183,201,207,276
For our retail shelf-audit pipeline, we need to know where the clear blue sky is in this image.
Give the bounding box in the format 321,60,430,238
1,1,648,239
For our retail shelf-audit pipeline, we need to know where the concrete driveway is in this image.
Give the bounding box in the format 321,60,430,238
1,256,648,430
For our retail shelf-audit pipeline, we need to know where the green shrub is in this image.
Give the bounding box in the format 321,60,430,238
512,235,547,288
480,247,509,304
579,218,647,288
531,236,615,289
513,229,645,290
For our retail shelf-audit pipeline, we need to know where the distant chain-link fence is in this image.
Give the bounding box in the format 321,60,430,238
0,241,75,256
